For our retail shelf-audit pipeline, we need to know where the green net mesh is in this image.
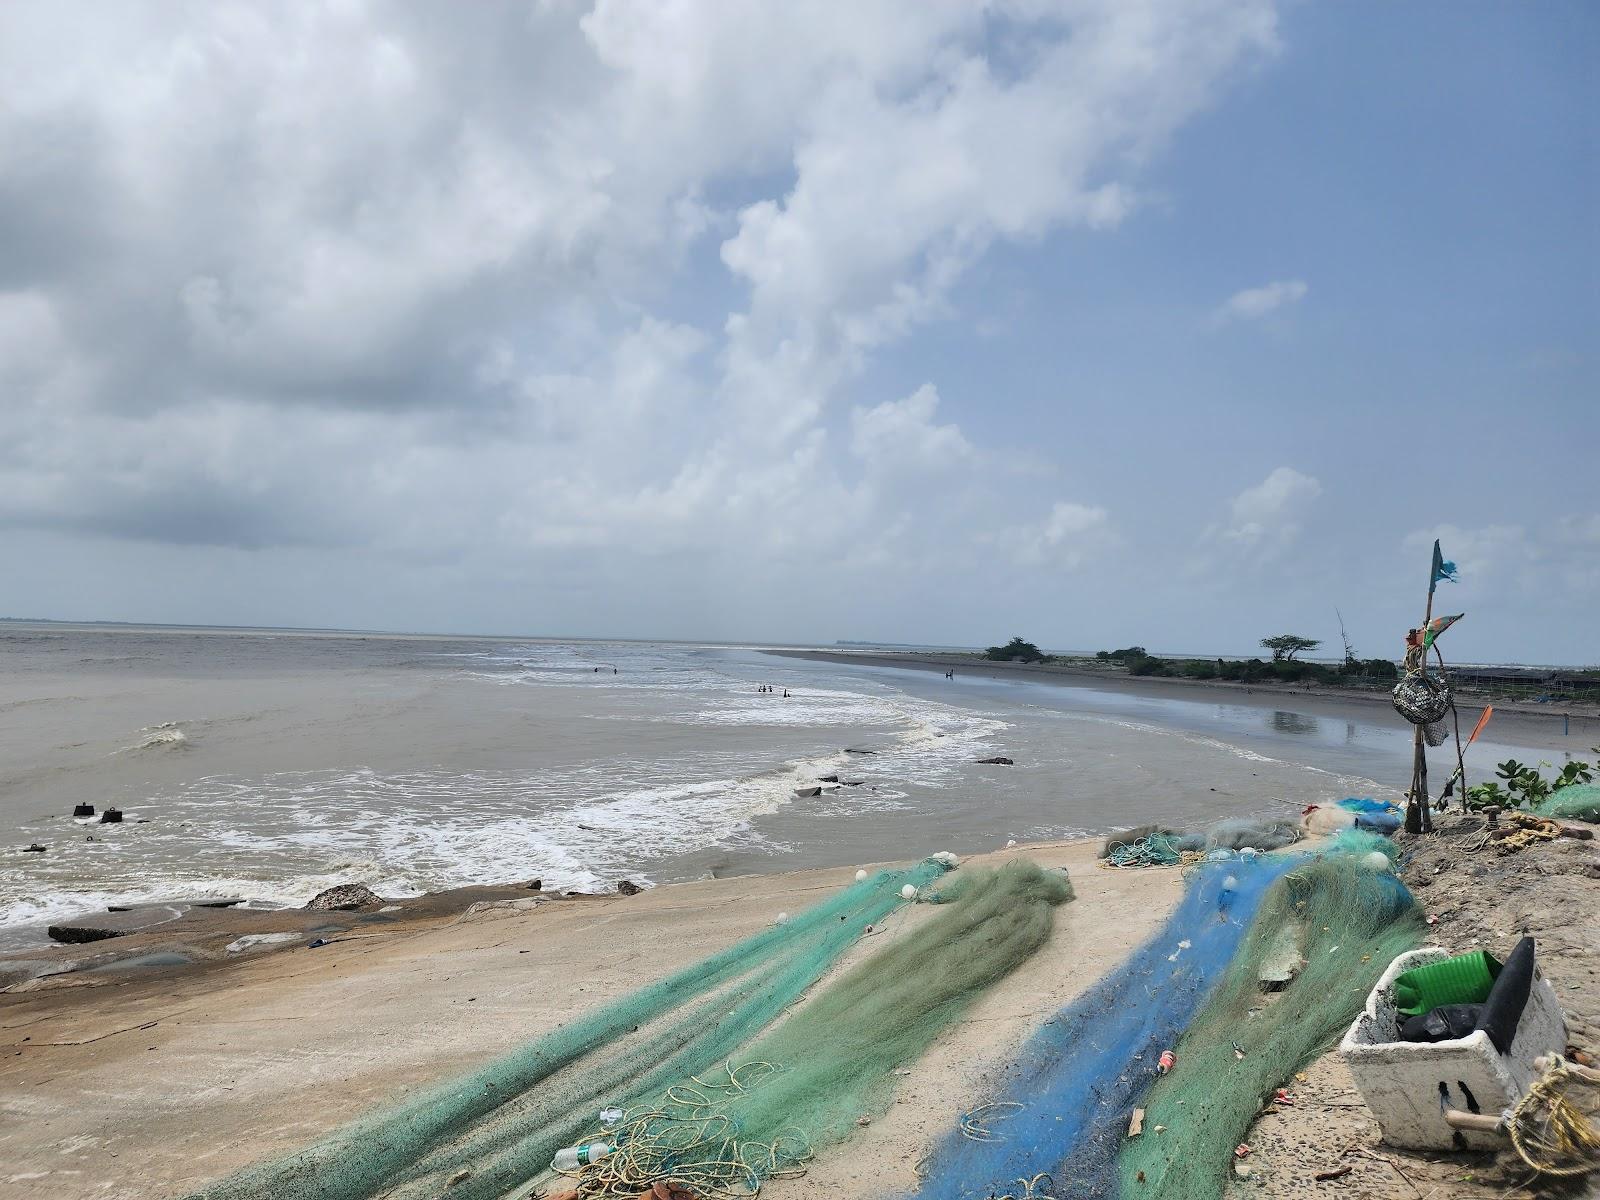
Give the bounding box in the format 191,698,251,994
1530,784,1600,823
554,859,1075,1198
1323,826,1403,863
188,859,952,1200
1117,856,1424,1200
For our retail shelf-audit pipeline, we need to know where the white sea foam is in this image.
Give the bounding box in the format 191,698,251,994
116,723,190,753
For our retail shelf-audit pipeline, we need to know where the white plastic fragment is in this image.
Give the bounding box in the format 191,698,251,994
774,912,789,925
899,884,918,901
855,869,869,882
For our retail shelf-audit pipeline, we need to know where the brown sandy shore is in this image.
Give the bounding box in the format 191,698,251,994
768,649,1600,753
3,832,1596,1200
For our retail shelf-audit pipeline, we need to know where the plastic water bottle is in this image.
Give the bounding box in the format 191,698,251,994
552,1142,612,1171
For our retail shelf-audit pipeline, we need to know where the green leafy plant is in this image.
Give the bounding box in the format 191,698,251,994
1475,756,1594,810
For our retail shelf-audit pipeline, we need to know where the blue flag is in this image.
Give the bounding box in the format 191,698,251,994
1429,539,1457,593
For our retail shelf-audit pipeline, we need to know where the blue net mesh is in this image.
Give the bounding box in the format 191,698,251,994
910,856,1298,1200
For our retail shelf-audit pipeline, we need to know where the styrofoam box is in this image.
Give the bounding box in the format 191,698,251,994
1339,946,1568,1151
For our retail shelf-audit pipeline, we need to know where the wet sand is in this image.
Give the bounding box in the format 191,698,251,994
0,839,1183,1200
767,648,1599,754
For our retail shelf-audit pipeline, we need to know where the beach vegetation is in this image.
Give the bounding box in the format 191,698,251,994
1260,633,1321,661
1096,646,1148,663
986,636,1046,663
1464,754,1597,810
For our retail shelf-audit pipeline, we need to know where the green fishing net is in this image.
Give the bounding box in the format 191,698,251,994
188,860,952,1200
1323,826,1402,864
566,859,1076,1198
1530,784,1600,824
1118,857,1424,1200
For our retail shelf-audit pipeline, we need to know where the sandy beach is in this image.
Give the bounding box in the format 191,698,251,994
767,649,1600,754
0,839,1182,1200
4,823,1596,1200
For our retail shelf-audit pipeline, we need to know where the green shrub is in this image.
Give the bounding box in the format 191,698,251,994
1126,655,1170,676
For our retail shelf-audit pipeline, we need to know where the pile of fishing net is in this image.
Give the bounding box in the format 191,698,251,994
187,859,955,1200
1323,825,1403,865
1119,856,1424,1199
911,856,1298,1200
1100,818,1303,869
564,860,1075,1199
1203,818,1299,852
1529,783,1600,824
1335,796,1404,834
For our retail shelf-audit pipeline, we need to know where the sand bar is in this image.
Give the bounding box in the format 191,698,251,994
767,648,1600,752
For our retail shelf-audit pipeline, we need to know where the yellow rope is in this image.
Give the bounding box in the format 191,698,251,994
1507,1056,1600,1177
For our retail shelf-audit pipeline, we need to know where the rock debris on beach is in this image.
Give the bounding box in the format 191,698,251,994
303,883,384,911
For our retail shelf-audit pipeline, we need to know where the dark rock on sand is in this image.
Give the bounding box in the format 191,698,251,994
47,924,127,944
24,843,46,853
616,880,644,896
304,883,383,911
795,786,823,798
844,748,876,754
976,756,1014,766
818,774,840,783
524,878,543,891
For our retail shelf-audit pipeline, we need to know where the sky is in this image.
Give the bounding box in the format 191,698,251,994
1,1,1595,663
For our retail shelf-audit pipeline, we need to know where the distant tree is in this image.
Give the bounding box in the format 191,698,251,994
1105,646,1148,663
986,636,1044,663
1260,634,1321,662
1335,608,1358,670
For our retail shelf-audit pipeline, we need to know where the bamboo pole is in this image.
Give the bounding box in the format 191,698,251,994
1405,554,1438,834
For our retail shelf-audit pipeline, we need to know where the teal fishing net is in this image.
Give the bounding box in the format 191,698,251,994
1120,857,1423,1199
910,856,1297,1200
1531,784,1600,824
188,860,951,1200
562,860,1076,1198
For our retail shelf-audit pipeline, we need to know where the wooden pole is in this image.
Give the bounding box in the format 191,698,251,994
1406,554,1439,834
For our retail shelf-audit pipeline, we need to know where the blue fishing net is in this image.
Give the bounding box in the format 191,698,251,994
911,856,1298,1200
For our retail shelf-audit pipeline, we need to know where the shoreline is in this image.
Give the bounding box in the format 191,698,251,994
765,648,1600,753
3,828,1592,1200
0,838,1186,1199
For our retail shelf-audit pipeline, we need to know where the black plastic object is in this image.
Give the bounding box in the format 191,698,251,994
1399,1003,1484,1044
99,807,123,824
73,803,95,818
1476,936,1535,1055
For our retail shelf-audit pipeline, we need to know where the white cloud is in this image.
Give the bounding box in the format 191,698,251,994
1403,520,1600,599
1206,466,1322,557
0,0,1280,621
850,384,972,470
1003,502,1115,568
1214,279,1308,323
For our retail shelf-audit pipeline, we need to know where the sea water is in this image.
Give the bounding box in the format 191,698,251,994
0,624,1547,949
